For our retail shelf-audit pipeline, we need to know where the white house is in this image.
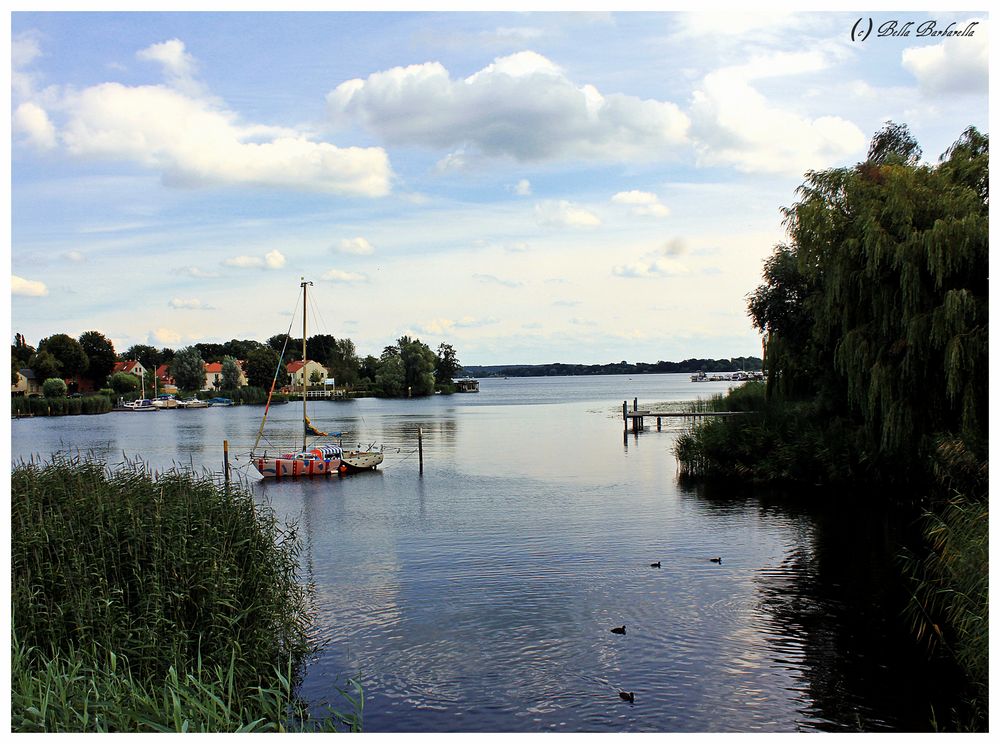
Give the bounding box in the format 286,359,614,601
286,359,328,388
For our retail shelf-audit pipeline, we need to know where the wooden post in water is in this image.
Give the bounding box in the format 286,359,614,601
623,401,628,432
418,426,424,474
223,439,230,492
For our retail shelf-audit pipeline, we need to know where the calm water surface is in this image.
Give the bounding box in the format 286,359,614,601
10,374,952,732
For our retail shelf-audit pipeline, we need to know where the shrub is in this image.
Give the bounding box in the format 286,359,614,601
43,378,68,398
109,372,139,394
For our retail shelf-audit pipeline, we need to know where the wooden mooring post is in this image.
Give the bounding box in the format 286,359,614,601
223,439,230,492
418,426,424,474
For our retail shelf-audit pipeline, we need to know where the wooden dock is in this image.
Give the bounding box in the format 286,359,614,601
622,399,743,433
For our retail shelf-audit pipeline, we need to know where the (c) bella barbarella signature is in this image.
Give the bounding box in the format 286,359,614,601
851,18,980,42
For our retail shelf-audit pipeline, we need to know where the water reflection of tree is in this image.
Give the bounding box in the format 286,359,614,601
678,480,965,732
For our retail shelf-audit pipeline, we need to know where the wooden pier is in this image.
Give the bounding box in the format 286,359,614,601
622,398,743,433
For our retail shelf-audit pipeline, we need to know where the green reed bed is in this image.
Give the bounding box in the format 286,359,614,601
12,395,113,417
11,457,361,732
675,383,866,484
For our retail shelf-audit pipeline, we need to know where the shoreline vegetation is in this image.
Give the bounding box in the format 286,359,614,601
464,357,762,378
11,357,763,418
674,124,987,730
10,457,362,732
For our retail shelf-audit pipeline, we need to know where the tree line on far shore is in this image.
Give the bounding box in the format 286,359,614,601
465,357,762,378
11,330,464,399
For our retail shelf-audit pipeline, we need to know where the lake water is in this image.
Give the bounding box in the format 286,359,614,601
10,374,957,732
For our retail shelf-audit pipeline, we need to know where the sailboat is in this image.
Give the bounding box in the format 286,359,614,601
251,278,383,478
125,365,157,411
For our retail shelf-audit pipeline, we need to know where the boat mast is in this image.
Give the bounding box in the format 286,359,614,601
301,277,312,452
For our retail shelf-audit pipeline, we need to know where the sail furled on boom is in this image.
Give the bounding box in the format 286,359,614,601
304,415,327,437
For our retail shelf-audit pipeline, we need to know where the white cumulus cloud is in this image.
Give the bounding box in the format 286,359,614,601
137,39,198,87
13,102,57,150
327,51,689,163
223,255,264,268
611,190,670,218
613,239,690,278
902,19,987,96
12,274,48,296
535,200,601,228
334,237,375,255
223,249,285,270
148,327,182,345
418,316,498,334
168,297,212,310
264,249,286,269
321,269,369,284
689,52,866,175
16,39,392,196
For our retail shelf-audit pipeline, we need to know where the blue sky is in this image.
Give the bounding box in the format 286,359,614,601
8,8,989,365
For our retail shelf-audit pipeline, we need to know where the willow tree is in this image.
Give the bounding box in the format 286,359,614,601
750,123,988,467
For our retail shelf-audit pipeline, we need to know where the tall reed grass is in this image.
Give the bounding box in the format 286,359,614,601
900,438,988,728
11,457,360,732
12,395,112,416
674,383,867,484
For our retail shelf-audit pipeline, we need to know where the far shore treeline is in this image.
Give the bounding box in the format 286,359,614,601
11,323,761,409
11,331,467,403
465,357,761,378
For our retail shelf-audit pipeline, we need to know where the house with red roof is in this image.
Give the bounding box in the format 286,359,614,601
202,360,248,391
286,359,329,389
112,360,147,379
155,364,178,394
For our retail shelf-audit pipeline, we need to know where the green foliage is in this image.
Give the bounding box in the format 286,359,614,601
78,331,117,388
397,335,436,395
10,637,363,733
747,124,988,472
435,343,461,385
375,354,405,397
221,337,265,360
12,395,110,416
29,350,62,381
674,385,865,484
171,347,206,393
10,458,361,732
244,347,287,390
325,337,360,387
901,440,988,725
13,332,36,365
39,334,89,379
43,378,68,398
220,356,242,390
193,342,225,362
109,372,140,394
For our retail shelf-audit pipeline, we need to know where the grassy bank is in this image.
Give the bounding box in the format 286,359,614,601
11,458,361,732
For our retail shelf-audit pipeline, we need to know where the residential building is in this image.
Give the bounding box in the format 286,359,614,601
286,359,328,388
12,368,42,396
112,360,147,379
155,364,178,395
202,360,248,391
